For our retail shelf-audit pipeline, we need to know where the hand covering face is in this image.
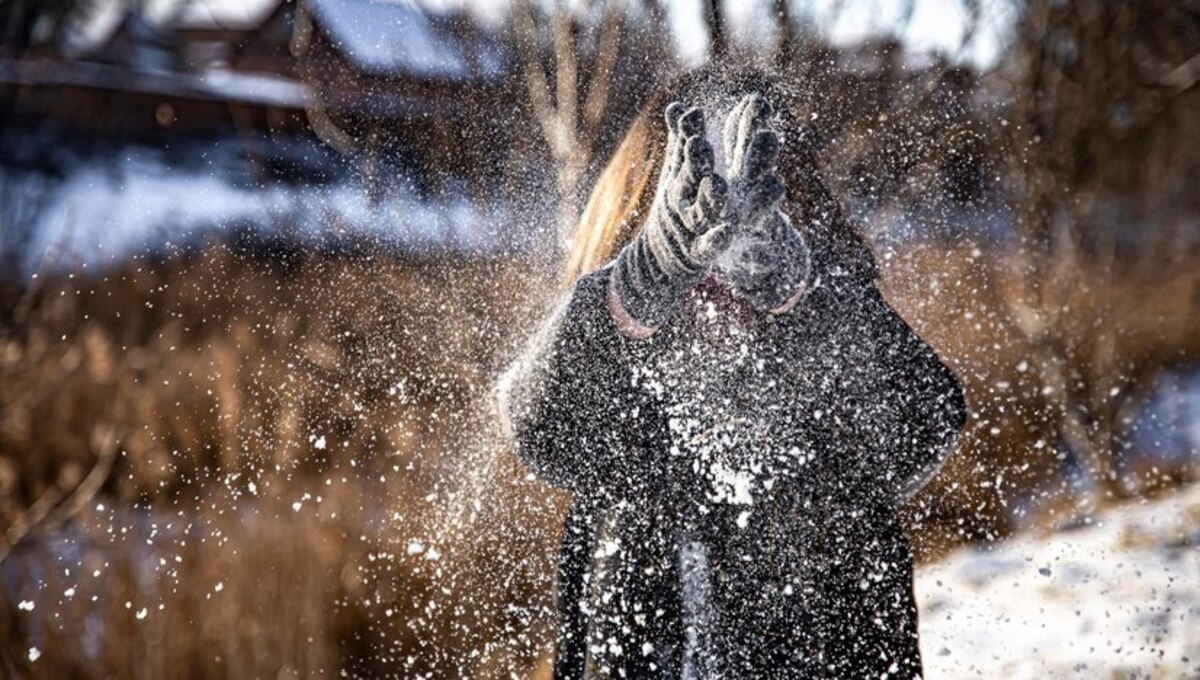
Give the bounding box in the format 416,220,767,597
613,103,730,328
717,94,811,312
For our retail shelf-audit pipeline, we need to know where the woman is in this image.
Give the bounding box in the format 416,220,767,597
497,68,966,679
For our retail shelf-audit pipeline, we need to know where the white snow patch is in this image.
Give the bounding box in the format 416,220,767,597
918,484,1200,679
595,539,621,559
708,463,755,506
9,143,539,275
735,510,752,529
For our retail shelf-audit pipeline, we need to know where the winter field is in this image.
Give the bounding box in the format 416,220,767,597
2,0,1197,675
918,484,1200,679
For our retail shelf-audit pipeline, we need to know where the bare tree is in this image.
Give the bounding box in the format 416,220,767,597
993,0,1199,510
703,0,729,59
773,0,793,67
513,0,626,249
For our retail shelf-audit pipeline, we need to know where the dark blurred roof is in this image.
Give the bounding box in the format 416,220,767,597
62,1,273,51
173,0,284,31
0,58,309,108
67,0,508,82
305,0,508,82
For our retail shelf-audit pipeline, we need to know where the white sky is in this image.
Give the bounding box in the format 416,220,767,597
83,0,1017,70
661,0,1014,68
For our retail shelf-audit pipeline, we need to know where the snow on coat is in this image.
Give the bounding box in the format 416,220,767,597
497,242,965,678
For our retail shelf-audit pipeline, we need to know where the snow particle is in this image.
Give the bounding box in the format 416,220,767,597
736,510,752,529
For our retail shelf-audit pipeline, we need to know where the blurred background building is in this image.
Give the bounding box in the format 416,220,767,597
0,0,1197,677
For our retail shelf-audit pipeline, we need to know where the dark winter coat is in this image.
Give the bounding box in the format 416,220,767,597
498,247,966,678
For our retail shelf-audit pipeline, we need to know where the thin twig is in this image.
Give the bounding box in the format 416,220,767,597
0,426,118,564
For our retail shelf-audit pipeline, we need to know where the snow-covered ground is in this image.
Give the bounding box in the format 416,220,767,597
918,483,1200,679
1,133,551,274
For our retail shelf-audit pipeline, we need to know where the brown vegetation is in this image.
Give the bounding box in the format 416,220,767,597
884,242,1200,558
1,1,1197,676
1,225,1195,674
0,244,567,678
987,0,1200,508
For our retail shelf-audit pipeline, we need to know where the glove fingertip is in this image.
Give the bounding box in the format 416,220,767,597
724,97,748,152
746,131,782,178
754,129,782,155
746,94,773,126
664,102,685,132
679,107,706,137
758,97,775,123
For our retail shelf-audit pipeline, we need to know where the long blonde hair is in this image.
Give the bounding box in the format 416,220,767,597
565,66,877,286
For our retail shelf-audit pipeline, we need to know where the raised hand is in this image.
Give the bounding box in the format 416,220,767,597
718,95,811,312
613,102,730,328
723,95,785,226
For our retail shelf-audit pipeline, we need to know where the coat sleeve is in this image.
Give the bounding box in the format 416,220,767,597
769,279,967,507
866,286,968,502
495,267,665,496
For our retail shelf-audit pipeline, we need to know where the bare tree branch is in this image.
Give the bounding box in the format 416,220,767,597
705,0,729,59
513,0,566,157
581,0,625,150
956,0,981,58
511,0,627,245
0,426,117,564
551,6,578,153
774,0,793,67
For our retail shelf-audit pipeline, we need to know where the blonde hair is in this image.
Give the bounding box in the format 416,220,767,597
565,66,877,286
565,94,668,284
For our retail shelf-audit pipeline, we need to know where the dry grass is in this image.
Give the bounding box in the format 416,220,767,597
0,236,1195,676
0,241,566,678
884,241,1200,558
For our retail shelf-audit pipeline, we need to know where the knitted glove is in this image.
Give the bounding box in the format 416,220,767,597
613,103,730,328
717,95,811,312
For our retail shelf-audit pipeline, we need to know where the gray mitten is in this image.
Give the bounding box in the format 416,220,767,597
613,103,730,328
718,95,811,312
